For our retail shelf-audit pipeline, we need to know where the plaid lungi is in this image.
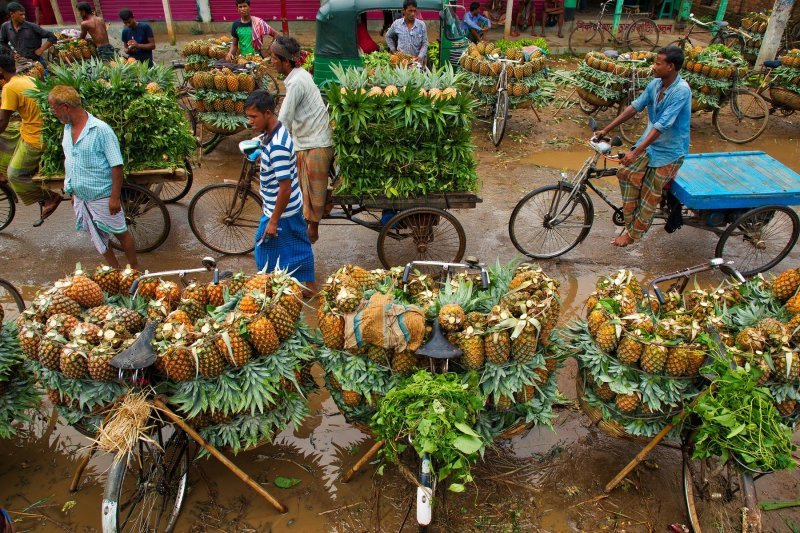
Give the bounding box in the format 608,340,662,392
617,152,684,240
254,212,315,282
296,146,334,223
0,122,46,206
73,196,128,254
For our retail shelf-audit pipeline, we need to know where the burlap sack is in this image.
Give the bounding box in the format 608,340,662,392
344,292,426,353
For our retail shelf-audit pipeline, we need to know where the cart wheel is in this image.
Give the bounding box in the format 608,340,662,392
188,183,263,255
0,277,25,323
715,205,800,277
110,184,170,254
155,159,194,204
712,88,769,144
377,208,466,269
0,182,15,231
102,427,189,533
508,183,594,259
491,90,509,147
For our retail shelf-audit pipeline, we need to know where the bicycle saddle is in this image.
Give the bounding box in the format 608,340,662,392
712,20,729,27
603,49,620,59
238,139,261,157
110,322,157,370
764,60,781,68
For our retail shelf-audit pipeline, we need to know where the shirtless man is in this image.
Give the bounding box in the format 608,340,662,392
77,2,114,61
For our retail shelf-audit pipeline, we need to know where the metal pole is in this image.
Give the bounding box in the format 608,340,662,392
504,0,513,39
755,0,796,66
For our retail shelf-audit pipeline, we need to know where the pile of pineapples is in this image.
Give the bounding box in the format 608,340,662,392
459,40,547,101
180,36,233,72
190,67,255,116
53,39,96,63
576,51,654,107
316,262,565,434
0,311,40,439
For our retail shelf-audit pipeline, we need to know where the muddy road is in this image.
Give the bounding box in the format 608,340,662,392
1,100,800,532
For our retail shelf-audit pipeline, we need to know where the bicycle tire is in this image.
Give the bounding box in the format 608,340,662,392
109,184,171,254
624,18,660,52
508,183,594,259
0,182,15,231
712,88,769,144
156,158,194,204
0,278,25,323
569,24,604,56
102,428,189,533
377,207,466,269
491,89,509,147
188,183,263,255
715,205,800,277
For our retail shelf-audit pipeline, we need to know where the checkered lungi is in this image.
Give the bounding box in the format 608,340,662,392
254,212,315,282
617,152,684,240
0,122,46,206
296,146,334,223
73,196,129,254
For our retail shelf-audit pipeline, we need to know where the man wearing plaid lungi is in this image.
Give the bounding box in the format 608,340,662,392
595,46,692,247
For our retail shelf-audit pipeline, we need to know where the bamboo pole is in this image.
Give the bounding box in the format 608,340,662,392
161,0,176,46
153,399,288,513
49,0,64,25
342,439,384,483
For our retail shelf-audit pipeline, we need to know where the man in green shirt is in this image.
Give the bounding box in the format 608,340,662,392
225,0,277,61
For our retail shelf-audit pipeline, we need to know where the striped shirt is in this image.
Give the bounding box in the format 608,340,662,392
259,124,302,219
385,17,428,60
63,113,124,201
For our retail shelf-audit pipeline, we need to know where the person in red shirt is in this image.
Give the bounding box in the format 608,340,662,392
357,13,379,54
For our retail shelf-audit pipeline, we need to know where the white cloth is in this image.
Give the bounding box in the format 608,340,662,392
277,68,333,152
73,196,127,254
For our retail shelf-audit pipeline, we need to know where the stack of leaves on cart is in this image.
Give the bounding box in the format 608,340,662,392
189,67,256,133
0,319,40,438
575,51,654,108
29,59,195,177
458,39,550,107
315,261,564,434
740,11,770,62
326,64,479,198
17,264,145,433
149,269,318,455
556,270,721,438
769,50,800,110
680,44,744,111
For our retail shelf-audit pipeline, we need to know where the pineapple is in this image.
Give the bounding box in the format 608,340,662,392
46,313,80,338
320,314,345,350
615,393,641,413
248,316,280,355
367,345,391,365
237,292,265,315
87,344,118,381
236,72,250,91
787,314,800,343
684,345,707,376
640,342,668,374
758,317,787,342
93,265,121,295
192,337,226,378
158,346,198,382
665,345,689,376
439,304,466,332
41,290,82,318
223,98,235,113
772,349,800,383
136,277,160,300
60,344,89,379
771,268,800,301
342,390,362,407
118,265,142,295
458,327,485,370
511,323,539,363
775,399,798,417
594,381,616,402
182,282,208,305
334,284,361,313
39,332,66,370
155,280,181,307
479,61,490,76
513,64,525,79
616,334,643,365
515,384,538,403
494,394,512,412
523,62,534,76
206,282,225,307
484,330,511,364
63,273,104,308
177,298,205,323
18,322,43,359
225,70,239,91
235,100,245,114
391,351,418,374
587,309,610,337
213,73,226,91
244,273,270,294
736,327,766,352
205,410,232,426
787,292,800,315
595,322,619,353
71,322,102,345
216,329,252,367
267,303,296,342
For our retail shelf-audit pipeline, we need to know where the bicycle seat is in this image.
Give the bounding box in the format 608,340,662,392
238,139,261,157
110,322,157,370
603,49,620,59
712,20,729,28
764,60,781,68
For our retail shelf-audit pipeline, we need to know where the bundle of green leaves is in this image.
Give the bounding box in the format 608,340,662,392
371,371,487,491
29,59,196,177
0,322,41,438
691,363,796,473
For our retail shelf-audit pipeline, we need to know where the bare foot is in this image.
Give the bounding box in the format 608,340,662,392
306,225,319,244
612,233,635,247
40,196,62,220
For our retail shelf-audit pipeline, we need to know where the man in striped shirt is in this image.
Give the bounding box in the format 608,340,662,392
244,89,315,289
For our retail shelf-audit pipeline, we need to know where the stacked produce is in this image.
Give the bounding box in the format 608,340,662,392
558,270,717,438
680,44,744,111
189,67,255,133
52,38,97,64
458,39,549,106
740,11,770,62
327,64,478,198
575,50,655,107
29,59,195,177
180,36,237,73
769,49,800,110
0,312,40,438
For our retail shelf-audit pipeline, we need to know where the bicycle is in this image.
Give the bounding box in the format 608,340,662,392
707,58,770,144
668,14,747,55
487,56,518,147
568,0,660,56
0,277,25,323
746,59,798,117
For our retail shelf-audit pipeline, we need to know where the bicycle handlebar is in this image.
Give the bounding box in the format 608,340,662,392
647,258,745,305
129,257,223,297
401,259,490,290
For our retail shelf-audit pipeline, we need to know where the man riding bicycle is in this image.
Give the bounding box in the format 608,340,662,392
595,45,691,248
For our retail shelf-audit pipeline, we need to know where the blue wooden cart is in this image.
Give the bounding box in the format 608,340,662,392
509,147,800,276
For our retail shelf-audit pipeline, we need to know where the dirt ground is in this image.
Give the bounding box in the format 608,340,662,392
2,76,800,532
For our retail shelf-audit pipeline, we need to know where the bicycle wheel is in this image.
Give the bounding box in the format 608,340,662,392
715,206,800,277
102,427,190,533
712,88,769,144
156,159,194,204
0,183,15,231
625,18,660,52
569,24,604,56
711,32,745,55
491,90,509,147
377,207,466,269
188,183,263,255
110,184,171,254
508,183,594,259
0,278,25,323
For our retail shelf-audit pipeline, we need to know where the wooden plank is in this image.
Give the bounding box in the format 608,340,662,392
332,193,482,210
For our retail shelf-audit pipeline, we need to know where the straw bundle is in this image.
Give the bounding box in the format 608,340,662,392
93,392,155,462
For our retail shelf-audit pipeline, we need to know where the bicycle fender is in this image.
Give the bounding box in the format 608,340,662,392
101,499,117,532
